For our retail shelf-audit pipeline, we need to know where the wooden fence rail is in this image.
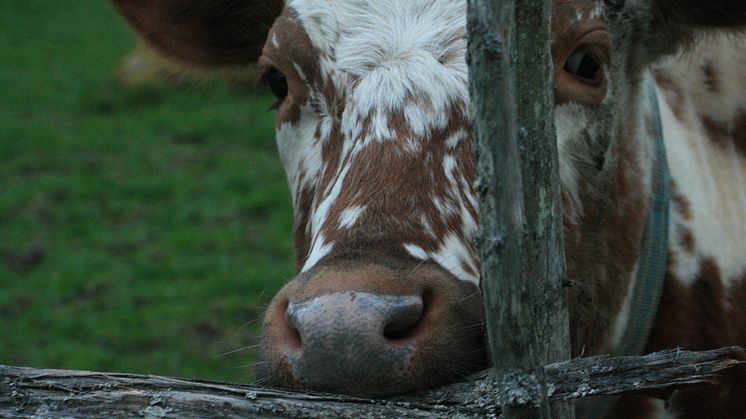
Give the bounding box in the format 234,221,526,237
1,347,741,418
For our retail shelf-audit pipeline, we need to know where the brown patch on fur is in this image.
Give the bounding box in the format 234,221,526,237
702,62,721,93
109,0,283,66
671,180,693,221
640,259,746,418
653,69,686,121
702,116,730,148
680,230,696,253
701,112,746,158
261,11,322,127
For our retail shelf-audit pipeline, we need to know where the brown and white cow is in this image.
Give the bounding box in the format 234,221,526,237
110,0,746,417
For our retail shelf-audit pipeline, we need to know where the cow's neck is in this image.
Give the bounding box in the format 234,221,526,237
562,73,661,356
646,33,746,351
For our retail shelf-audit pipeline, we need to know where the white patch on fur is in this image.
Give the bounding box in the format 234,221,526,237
302,234,333,272
310,163,352,240
591,2,604,18
554,104,589,218
655,42,746,288
443,154,457,184
420,215,437,239
271,32,280,48
338,205,365,229
276,107,323,205
446,129,467,149
656,90,702,283
431,233,478,285
404,243,429,260
432,195,457,217
646,399,679,419
461,176,479,211
608,262,639,351
403,137,421,154
293,62,308,82
460,203,478,239
637,75,658,195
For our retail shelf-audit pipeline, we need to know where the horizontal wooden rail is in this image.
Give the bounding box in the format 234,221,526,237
1,347,742,418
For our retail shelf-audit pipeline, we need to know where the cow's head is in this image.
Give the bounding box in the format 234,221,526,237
110,0,746,398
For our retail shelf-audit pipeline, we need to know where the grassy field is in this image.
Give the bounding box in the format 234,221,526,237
0,1,292,383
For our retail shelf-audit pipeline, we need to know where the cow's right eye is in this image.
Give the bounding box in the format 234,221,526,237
262,68,288,100
563,46,606,87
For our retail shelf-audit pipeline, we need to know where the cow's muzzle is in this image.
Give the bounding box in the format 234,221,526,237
258,259,486,397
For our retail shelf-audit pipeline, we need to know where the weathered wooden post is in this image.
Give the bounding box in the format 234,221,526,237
467,0,573,417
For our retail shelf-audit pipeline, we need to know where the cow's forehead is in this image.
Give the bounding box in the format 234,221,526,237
284,0,605,50
286,0,467,60
269,0,471,145
283,0,604,46
277,0,607,85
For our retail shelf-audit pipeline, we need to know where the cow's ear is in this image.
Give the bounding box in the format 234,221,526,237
654,0,746,29
109,0,284,67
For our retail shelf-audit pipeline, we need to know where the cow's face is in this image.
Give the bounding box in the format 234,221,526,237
110,0,746,398
258,3,485,395
259,1,617,395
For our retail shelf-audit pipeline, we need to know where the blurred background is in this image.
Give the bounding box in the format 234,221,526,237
0,1,292,383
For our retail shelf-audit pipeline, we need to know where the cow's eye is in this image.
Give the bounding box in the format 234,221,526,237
564,49,602,85
262,68,288,100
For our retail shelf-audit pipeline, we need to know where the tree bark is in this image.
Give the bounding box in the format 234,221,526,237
1,348,741,418
467,0,571,417
514,1,574,418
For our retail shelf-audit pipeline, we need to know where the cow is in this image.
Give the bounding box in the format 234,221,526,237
109,0,746,417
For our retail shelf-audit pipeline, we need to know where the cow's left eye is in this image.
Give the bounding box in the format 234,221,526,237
564,49,603,85
262,68,288,100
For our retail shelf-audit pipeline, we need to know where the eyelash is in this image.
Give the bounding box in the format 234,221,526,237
583,44,609,64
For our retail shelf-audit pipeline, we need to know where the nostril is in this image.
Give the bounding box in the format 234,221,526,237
383,316,420,340
383,294,427,341
280,300,302,349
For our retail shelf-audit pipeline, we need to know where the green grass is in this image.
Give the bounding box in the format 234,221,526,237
0,1,292,383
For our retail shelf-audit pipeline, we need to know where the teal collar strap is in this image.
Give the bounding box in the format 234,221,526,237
613,74,671,357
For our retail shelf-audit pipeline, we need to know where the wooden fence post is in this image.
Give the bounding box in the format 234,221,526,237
467,0,573,417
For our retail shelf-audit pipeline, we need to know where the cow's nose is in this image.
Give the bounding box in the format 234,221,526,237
279,292,426,396
259,262,486,397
